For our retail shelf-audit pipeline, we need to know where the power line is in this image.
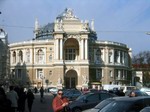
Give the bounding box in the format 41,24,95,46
0,24,149,33
0,24,34,29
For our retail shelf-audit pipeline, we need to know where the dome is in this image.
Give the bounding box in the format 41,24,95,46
35,23,54,40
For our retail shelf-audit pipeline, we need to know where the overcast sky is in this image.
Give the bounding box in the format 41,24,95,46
0,0,150,55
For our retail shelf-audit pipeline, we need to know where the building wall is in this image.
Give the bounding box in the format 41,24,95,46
9,8,132,89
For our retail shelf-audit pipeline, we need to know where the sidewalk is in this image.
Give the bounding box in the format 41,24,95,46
25,93,54,112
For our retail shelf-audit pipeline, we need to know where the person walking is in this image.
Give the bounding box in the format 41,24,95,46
26,89,34,112
40,86,44,102
6,86,19,112
0,87,11,112
52,89,69,112
18,87,27,112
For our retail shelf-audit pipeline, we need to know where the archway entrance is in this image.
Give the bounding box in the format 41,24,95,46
65,70,77,89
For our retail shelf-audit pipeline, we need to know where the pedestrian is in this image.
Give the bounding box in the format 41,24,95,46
34,87,38,94
6,86,19,112
52,89,69,112
27,89,34,112
0,86,11,112
40,86,44,102
18,87,27,112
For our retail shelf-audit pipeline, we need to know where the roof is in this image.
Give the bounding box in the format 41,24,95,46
113,96,150,102
35,23,54,40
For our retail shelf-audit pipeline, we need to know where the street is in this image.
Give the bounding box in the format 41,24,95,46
25,92,54,112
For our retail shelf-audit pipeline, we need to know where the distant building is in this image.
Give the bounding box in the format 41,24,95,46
0,28,9,85
9,8,132,89
132,64,150,87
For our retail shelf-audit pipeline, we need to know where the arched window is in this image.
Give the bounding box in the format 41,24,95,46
114,50,119,63
37,49,44,63
12,51,16,63
109,51,112,63
18,50,23,62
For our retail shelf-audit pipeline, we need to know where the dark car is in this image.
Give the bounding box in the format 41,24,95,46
125,89,148,96
68,91,117,112
83,97,124,112
99,96,150,112
63,89,82,101
140,106,150,112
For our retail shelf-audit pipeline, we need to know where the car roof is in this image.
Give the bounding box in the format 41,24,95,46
113,96,150,102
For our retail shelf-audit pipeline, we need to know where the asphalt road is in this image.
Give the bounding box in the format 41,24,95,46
25,92,54,112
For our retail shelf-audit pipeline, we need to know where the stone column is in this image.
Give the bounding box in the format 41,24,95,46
112,49,114,64
80,39,84,60
122,51,125,64
118,51,120,63
60,39,63,60
55,39,59,60
85,39,88,60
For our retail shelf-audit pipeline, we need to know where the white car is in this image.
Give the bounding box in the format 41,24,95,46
49,87,58,95
140,87,150,95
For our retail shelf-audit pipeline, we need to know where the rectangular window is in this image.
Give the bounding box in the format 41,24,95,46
49,55,52,62
65,48,75,60
37,69,43,79
18,69,22,78
96,69,102,80
109,52,112,63
109,70,113,78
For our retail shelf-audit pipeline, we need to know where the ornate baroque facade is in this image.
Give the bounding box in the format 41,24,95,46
9,8,132,89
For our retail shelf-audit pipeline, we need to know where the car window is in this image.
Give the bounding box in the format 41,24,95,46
100,101,133,112
87,93,99,102
100,93,111,100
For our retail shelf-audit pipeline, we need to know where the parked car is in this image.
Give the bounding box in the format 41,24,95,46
83,97,124,112
140,87,150,95
99,96,150,112
125,89,148,96
68,91,117,112
63,89,82,101
48,87,58,96
140,106,150,112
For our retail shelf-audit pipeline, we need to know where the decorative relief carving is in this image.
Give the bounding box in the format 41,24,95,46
66,34,81,39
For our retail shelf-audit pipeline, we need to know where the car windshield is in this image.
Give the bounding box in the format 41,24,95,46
99,101,133,112
94,98,115,110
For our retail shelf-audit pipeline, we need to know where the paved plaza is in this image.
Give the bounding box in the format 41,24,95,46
25,92,54,112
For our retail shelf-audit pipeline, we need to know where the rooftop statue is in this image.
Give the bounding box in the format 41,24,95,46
56,8,78,20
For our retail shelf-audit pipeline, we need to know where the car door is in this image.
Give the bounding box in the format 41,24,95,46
81,93,100,110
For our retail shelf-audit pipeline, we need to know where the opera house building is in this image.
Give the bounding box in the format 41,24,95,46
9,8,132,89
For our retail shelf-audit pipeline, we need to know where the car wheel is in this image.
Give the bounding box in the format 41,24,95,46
73,108,82,112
